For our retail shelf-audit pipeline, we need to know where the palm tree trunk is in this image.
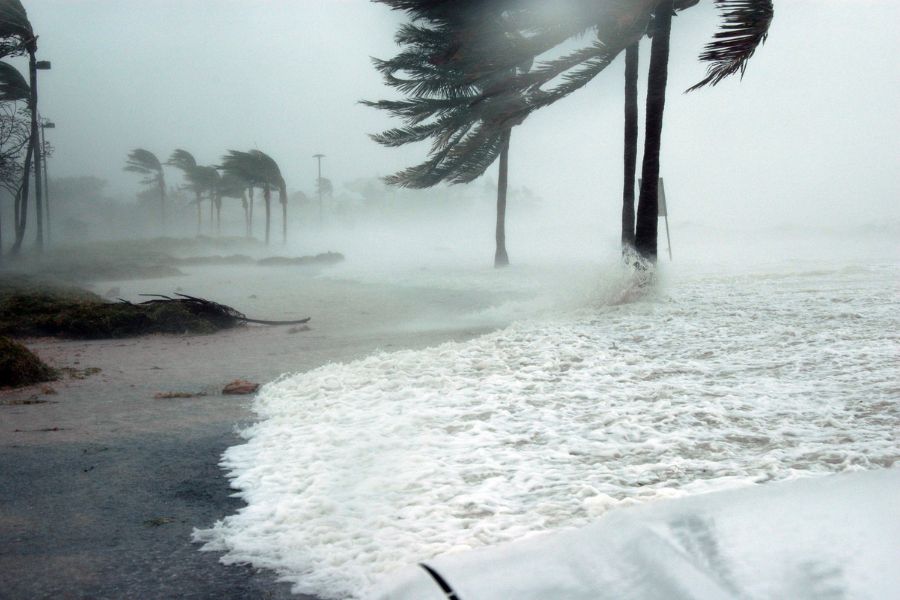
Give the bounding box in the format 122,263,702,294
215,197,221,236
247,186,254,238
11,141,34,255
264,184,271,245
29,51,43,253
280,184,287,245
622,42,639,250
242,192,249,237
494,128,511,268
634,0,673,262
158,175,166,231
196,191,202,233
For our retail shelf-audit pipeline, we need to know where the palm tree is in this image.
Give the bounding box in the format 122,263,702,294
366,2,532,267
219,150,287,244
166,149,204,232
124,148,167,228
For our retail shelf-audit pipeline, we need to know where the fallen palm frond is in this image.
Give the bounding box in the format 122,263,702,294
132,294,311,326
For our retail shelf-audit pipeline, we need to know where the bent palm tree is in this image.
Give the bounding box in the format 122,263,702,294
366,3,533,267
124,148,167,228
167,149,205,232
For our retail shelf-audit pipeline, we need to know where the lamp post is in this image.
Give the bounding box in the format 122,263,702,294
31,58,50,251
313,153,325,225
40,118,54,244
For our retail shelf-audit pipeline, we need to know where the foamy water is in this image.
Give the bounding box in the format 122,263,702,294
194,254,899,599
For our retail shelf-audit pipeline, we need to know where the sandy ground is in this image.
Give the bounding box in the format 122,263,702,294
0,266,507,599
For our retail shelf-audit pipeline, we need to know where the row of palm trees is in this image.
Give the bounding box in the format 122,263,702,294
125,148,288,244
369,0,775,267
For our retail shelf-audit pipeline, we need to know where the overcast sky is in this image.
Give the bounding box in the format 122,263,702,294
16,0,900,233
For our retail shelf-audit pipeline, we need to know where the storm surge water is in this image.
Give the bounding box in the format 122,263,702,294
194,241,898,600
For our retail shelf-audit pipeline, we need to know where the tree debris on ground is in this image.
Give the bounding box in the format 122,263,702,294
0,278,310,339
0,336,57,388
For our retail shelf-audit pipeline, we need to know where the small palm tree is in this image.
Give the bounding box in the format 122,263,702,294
124,149,167,228
167,149,205,232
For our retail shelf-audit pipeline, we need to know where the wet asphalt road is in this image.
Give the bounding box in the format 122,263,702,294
0,424,312,600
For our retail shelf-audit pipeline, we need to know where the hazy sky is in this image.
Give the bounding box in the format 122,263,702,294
16,0,900,233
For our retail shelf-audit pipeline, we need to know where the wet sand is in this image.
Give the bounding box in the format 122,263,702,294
0,266,506,599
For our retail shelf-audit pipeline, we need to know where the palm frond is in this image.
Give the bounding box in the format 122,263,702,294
0,0,33,56
166,148,197,172
687,0,773,92
0,59,27,102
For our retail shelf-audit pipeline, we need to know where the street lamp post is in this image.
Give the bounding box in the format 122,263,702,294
31,59,50,251
40,118,55,245
313,153,325,225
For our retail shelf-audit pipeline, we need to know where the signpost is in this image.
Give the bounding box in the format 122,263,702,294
638,176,673,261
658,177,672,261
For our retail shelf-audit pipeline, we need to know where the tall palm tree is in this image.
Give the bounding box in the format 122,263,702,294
633,1,673,261
366,2,532,267
124,148,167,228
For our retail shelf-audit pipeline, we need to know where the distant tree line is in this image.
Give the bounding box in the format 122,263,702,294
125,148,288,245
367,0,774,267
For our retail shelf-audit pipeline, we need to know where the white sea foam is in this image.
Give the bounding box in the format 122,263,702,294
194,258,899,599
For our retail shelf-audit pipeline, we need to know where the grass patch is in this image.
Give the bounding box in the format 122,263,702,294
0,336,57,387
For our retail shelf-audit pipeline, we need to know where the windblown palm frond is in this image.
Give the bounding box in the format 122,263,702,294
0,60,27,102
166,148,197,172
687,0,773,92
124,148,163,186
0,0,33,57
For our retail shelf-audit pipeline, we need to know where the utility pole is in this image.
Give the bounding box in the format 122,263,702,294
313,153,325,225
31,58,51,251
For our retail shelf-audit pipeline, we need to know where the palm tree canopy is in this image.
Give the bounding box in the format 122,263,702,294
220,149,284,190
166,148,197,172
124,148,163,185
0,0,33,56
0,60,28,102
369,0,773,185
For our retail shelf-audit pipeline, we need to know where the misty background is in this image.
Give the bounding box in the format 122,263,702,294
8,0,899,263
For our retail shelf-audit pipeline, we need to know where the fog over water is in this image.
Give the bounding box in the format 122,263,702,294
16,0,900,263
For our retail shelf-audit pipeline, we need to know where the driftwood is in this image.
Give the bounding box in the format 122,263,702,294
124,293,311,326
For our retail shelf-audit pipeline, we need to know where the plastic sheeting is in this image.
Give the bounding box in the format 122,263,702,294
371,468,900,599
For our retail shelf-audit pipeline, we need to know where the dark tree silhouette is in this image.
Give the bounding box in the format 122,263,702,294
366,2,534,267
166,149,206,233
124,148,167,228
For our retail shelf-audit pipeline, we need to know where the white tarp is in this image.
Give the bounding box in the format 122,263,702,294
371,468,900,600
